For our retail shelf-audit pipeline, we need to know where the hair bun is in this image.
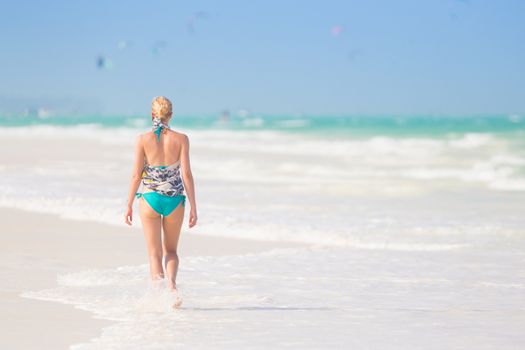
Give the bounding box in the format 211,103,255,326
152,96,173,122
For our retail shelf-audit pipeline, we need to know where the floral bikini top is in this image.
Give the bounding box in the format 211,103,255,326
135,117,185,198
138,161,184,197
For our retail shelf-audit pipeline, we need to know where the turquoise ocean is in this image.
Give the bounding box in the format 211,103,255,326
2,112,525,136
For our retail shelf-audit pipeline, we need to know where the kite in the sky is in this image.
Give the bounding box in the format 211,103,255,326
187,11,209,34
151,41,168,56
96,55,113,70
331,25,343,37
117,40,130,50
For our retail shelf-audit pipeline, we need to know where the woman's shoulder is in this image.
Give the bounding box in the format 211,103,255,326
135,131,156,145
167,129,189,141
136,131,150,140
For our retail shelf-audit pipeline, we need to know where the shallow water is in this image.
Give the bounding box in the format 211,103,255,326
21,246,525,349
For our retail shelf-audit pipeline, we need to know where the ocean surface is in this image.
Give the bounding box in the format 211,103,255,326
2,113,525,349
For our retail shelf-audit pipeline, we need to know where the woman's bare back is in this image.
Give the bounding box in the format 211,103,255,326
141,130,185,166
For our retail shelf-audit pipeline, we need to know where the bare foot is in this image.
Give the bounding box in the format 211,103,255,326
169,283,183,309
172,296,183,309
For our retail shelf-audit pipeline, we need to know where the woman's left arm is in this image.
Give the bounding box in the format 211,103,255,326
125,135,145,225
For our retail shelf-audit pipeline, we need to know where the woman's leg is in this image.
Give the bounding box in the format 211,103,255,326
162,200,185,290
139,197,164,281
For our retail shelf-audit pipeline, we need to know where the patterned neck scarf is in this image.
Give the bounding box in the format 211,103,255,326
152,117,170,142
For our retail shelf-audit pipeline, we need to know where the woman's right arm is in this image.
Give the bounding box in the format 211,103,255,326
124,135,145,226
181,134,198,228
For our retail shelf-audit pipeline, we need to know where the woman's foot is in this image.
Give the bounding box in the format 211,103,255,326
169,282,183,309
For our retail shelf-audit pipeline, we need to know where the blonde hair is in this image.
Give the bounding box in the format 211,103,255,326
151,96,173,122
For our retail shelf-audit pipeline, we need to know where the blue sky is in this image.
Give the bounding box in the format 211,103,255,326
0,0,524,115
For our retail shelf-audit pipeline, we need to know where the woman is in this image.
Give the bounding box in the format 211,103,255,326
125,96,198,304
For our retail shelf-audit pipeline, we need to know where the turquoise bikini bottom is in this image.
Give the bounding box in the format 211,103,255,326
137,192,186,216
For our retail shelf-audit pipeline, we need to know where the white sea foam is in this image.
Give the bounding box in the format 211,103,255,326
20,245,525,349
1,126,524,247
